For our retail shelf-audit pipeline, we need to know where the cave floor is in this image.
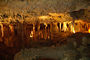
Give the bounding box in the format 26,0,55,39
0,32,90,60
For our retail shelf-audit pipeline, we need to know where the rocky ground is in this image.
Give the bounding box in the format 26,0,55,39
14,32,90,60
0,32,90,60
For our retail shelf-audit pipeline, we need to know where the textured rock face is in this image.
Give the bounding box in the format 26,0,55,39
70,9,90,22
0,0,90,14
0,0,89,22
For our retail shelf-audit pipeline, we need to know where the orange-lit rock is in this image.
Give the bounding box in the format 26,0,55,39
88,28,90,33
9,24,14,33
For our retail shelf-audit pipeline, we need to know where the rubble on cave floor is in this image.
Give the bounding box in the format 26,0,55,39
14,32,90,60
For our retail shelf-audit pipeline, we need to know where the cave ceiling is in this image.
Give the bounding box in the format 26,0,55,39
0,0,89,14
0,0,90,22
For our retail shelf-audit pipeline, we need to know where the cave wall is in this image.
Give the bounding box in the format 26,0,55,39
0,0,89,15
70,9,90,22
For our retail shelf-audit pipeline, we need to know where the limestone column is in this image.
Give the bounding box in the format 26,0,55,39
9,24,14,33
50,22,53,40
21,22,25,48
44,23,47,40
23,22,27,38
38,24,40,39
59,22,62,32
53,22,59,32
70,22,75,33
47,24,50,39
33,24,36,40
38,24,40,32
0,23,4,44
16,21,24,48
62,22,67,32
36,22,40,40
9,24,15,47
0,23,4,37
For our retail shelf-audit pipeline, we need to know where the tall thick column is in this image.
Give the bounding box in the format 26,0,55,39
0,23,4,44
53,22,59,32
70,22,75,33
62,22,67,32
9,24,15,47
0,23,4,37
